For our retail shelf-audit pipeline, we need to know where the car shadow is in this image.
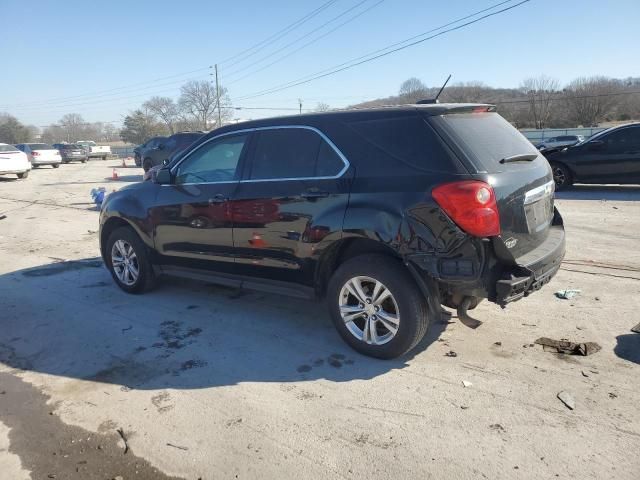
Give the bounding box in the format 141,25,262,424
614,334,640,365
555,185,640,201
0,258,449,391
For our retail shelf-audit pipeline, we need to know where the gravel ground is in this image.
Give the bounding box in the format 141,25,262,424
0,160,639,479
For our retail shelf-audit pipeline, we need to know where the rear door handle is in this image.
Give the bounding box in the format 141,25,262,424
301,189,329,199
208,194,228,204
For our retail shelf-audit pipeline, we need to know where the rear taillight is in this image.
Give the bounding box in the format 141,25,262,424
32,151,40,156
432,180,500,237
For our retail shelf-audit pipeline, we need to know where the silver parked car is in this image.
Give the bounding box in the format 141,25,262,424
15,143,62,168
536,135,584,151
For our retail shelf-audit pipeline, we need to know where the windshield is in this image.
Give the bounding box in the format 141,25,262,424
29,144,54,150
0,144,19,152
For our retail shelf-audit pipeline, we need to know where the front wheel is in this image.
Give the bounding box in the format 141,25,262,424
102,155,108,161
52,163,60,168
551,162,572,190
327,254,429,359
106,227,156,294
17,171,29,179
142,158,153,173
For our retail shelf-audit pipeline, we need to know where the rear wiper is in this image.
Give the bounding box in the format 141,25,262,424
499,153,538,164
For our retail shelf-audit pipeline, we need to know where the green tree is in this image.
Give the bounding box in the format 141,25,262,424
119,109,167,144
0,114,32,144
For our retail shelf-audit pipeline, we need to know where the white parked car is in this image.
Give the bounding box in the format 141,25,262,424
536,135,585,150
15,143,62,168
76,140,111,160
0,143,32,179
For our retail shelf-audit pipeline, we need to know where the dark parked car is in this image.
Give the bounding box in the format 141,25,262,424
134,136,166,167
99,104,565,359
544,123,640,189
52,143,88,163
139,132,205,172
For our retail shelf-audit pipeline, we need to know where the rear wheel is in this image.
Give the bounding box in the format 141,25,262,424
105,226,156,294
327,254,429,359
81,158,87,163
102,155,107,161
551,162,572,190
142,158,153,173
52,164,60,169
17,171,28,179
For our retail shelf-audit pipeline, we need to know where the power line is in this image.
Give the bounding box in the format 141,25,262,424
234,0,529,101
219,0,339,68
223,0,382,82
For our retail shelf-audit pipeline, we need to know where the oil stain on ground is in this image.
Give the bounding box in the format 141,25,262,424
0,372,183,479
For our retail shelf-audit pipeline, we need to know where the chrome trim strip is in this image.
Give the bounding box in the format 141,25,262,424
524,180,554,205
168,125,350,186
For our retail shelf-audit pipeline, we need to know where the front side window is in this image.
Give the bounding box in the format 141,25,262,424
248,128,344,180
175,134,248,185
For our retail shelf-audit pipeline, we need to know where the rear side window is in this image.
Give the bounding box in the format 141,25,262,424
432,112,539,172
347,115,455,172
247,128,344,180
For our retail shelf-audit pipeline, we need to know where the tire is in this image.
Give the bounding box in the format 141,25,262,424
102,155,107,161
326,254,429,359
105,226,156,294
17,171,29,179
551,162,572,190
81,159,87,163
52,163,60,168
62,160,69,164
142,158,153,173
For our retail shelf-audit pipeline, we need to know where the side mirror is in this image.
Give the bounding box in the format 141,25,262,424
157,144,165,150
162,158,170,166
587,140,605,151
154,169,171,184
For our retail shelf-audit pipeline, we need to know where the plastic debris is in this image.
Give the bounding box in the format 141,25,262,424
557,391,575,410
631,322,640,334
444,351,458,357
555,289,581,300
534,337,601,356
90,187,106,207
462,380,473,388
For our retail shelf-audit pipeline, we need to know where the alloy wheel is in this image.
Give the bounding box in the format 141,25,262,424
111,239,139,286
338,276,400,345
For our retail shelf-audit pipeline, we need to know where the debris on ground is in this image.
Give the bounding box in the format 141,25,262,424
444,351,457,357
581,371,589,377
166,442,189,451
555,289,581,300
534,337,601,356
116,428,129,454
631,322,640,334
0,214,7,221
493,341,502,346
462,380,473,388
557,391,575,410
609,392,618,399
90,187,107,207
489,423,505,432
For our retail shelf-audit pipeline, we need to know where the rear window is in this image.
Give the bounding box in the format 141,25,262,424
58,144,80,149
29,144,54,150
347,114,456,173
0,144,19,152
431,112,539,172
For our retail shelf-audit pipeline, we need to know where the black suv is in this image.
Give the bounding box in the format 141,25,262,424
544,123,640,189
134,136,166,167
139,132,205,172
99,104,565,359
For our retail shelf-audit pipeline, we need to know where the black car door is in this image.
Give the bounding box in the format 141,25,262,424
575,127,640,183
231,126,352,290
150,132,251,274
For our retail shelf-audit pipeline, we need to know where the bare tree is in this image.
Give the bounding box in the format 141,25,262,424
443,81,489,103
520,76,560,129
143,96,179,134
178,81,233,130
563,76,621,126
315,102,331,112
58,113,86,142
398,77,429,102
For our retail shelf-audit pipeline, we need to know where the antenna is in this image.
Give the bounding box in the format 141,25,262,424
416,74,452,105
434,74,452,101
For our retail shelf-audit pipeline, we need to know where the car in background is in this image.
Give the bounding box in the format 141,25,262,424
100,104,565,359
140,131,205,172
536,135,584,151
15,143,62,168
134,136,166,167
0,143,31,179
544,123,640,189
76,140,111,160
52,143,88,163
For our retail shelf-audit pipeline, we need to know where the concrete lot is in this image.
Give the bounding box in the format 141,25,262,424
1,160,639,479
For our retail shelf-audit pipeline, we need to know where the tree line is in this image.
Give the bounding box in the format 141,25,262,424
361,75,640,129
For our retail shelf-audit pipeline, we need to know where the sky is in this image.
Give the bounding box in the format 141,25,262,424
1,0,638,128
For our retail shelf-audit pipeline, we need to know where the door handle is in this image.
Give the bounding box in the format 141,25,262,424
300,189,329,199
208,194,228,204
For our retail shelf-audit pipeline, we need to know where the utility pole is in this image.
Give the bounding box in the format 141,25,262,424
298,98,303,115
215,64,222,127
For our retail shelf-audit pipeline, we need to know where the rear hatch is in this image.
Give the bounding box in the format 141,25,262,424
427,108,556,262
